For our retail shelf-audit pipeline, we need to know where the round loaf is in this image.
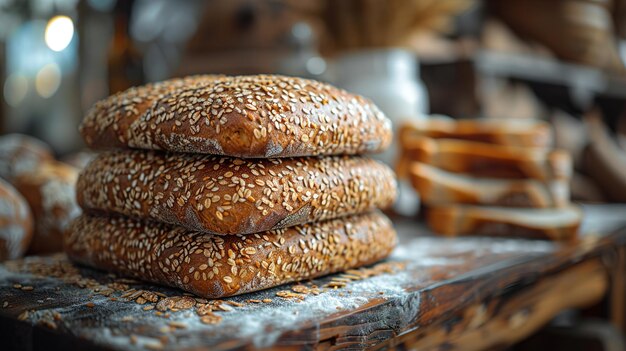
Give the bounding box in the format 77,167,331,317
13,161,81,254
79,74,392,157
0,178,33,261
64,211,397,298
77,150,397,235
0,134,54,181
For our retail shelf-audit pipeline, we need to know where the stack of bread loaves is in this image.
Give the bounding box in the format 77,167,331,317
399,115,581,241
65,75,398,298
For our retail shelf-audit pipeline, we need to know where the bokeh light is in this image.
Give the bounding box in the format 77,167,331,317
3,73,29,107
45,15,74,52
35,63,62,98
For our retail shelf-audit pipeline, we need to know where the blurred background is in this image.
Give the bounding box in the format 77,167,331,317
2,0,626,203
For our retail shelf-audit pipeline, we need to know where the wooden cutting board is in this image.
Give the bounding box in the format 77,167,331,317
1,205,625,351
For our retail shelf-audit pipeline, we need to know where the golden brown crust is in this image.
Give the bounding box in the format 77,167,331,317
64,212,397,298
409,162,569,208
13,162,81,254
426,205,581,241
77,150,397,235
0,178,33,261
79,75,392,157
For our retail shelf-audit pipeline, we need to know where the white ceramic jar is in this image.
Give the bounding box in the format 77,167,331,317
334,48,428,152
334,48,429,216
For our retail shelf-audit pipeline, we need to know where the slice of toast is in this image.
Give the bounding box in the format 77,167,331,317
402,137,572,180
410,162,569,208
399,115,553,148
396,116,553,178
426,204,582,241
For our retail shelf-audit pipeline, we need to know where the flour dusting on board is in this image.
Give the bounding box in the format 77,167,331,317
197,266,416,347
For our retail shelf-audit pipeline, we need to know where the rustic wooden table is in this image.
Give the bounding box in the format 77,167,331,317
1,205,625,351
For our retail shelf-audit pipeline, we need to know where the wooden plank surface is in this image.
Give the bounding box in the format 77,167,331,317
383,259,608,351
1,205,625,351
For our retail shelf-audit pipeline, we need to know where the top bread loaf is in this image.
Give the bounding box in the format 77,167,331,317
80,75,392,158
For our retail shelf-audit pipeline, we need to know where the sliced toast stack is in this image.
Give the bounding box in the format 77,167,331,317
399,115,581,241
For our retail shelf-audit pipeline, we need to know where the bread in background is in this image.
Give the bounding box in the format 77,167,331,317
399,115,579,240
399,115,553,148
426,204,582,241
0,134,54,182
0,178,33,261
410,162,569,208
13,161,81,254
402,136,571,180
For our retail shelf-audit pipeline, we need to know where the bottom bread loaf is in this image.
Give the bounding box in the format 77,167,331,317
64,211,397,298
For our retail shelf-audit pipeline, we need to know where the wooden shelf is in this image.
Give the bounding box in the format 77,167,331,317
475,51,626,132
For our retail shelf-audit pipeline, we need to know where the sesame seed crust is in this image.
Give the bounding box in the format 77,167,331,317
79,75,392,157
77,150,397,235
64,211,397,298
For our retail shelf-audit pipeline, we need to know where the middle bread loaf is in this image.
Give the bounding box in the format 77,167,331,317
77,150,397,235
